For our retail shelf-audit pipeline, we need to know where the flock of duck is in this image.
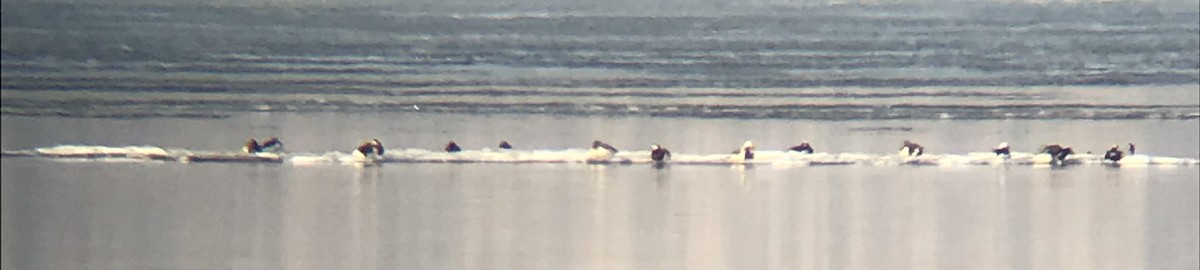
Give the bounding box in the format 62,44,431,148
243,136,1136,165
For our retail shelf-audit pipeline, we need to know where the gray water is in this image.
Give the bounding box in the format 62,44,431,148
2,153,1199,269
2,113,1200,269
3,0,1200,268
2,1,1199,119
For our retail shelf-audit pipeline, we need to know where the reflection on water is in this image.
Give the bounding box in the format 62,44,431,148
1,160,1196,269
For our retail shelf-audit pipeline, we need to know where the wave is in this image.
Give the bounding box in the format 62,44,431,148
3,99,1196,120
3,2,1197,88
4,145,1196,167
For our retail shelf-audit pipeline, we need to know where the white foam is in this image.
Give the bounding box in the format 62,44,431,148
587,148,617,162
10,145,1200,167
287,152,346,165
36,145,171,157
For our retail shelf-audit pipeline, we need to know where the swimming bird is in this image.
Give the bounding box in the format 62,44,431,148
445,141,462,153
900,140,925,157
788,141,814,154
731,140,755,162
260,136,284,153
357,139,385,157
651,144,671,162
356,141,375,156
499,140,513,149
589,140,619,161
1041,144,1074,165
593,140,618,152
243,138,262,154
1104,145,1124,162
992,142,1010,157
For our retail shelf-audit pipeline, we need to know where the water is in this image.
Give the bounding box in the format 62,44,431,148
3,112,1200,159
3,156,1199,269
2,1,1199,119
2,113,1199,269
3,0,1200,269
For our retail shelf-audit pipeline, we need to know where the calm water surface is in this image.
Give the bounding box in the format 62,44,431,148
2,158,1197,269
2,113,1198,270
4,1,1198,268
